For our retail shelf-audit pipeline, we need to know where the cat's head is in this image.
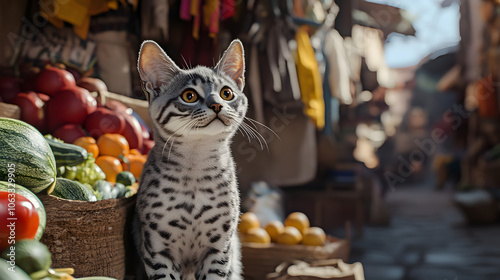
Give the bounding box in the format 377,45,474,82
138,40,247,140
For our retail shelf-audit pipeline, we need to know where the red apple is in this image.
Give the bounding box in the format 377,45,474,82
142,139,155,155
45,86,97,131
105,99,128,113
35,66,76,96
66,67,81,82
11,91,46,132
121,112,144,150
77,77,108,93
53,124,88,143
84,107,126,138
36,93,50,102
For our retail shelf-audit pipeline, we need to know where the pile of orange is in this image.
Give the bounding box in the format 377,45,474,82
73,133,147,183
238,212,327,246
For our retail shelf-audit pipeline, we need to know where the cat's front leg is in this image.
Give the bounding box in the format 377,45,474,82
197,240,242,280
141,239,182,280
141,252,182,280
197,251,231,280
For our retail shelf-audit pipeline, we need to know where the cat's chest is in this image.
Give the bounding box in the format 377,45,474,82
138,159,239,228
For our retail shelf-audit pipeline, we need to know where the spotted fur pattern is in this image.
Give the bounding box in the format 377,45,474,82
135,40,247,280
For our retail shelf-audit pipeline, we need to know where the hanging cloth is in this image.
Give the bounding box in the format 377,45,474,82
141,0,170,43
324,28,353,105
295,26,325,130
180,0,235,39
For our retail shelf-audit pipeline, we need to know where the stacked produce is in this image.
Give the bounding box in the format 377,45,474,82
0,180,116,279
0,64,151,278
238,212,327,246
0,64,154,200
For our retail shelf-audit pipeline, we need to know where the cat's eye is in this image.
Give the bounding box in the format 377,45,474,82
181,89,199,103
220,87,234,101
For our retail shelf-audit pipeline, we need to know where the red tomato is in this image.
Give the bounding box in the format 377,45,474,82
0,192,39,251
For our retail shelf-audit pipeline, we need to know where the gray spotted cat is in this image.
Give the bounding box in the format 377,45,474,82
135,40,247,280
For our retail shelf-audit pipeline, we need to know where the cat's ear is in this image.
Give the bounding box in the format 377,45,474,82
215,39,245,91
138,40,181,102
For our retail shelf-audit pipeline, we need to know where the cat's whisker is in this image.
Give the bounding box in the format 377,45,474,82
239,121,268,152
244,117,281,141
229,118,252,142
225,111,260,146
162,119,197,159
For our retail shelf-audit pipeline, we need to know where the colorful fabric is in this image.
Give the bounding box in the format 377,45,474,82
180,0,235,39
295,26,325,130
41,0,123,40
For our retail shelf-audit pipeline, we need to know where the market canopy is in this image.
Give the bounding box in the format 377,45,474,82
353,0,416,37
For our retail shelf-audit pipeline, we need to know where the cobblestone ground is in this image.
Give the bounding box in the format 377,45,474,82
348,182,500,280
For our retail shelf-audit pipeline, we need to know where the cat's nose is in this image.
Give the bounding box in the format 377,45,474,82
210,103,223,113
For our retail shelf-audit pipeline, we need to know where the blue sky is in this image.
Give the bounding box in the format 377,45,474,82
367,0,461,68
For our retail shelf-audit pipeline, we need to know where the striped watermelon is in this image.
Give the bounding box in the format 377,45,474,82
0,118,57,194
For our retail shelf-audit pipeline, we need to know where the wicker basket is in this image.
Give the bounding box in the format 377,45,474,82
241,237,350,280
38,194,136,279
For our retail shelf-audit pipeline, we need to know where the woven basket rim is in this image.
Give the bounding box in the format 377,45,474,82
38,194,136,211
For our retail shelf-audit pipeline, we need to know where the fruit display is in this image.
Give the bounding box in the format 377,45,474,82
0,116,135,277
0,63,153,199
0,64,153,156
238,211,327,246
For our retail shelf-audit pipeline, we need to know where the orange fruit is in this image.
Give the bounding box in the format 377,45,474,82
238,212,260,234
302,227,326,246
243,228,271,244
284,212,310,233
276,226,302,245
129,149,143,156
73,136,99,157
95,155,123,182
122,154,147,178
264,221,284,242
97,133,129,157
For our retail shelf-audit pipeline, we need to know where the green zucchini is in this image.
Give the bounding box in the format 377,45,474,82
50,178,97,202
0,181,46,241
0,118,57,194
45,137,88,167
0,261,31,280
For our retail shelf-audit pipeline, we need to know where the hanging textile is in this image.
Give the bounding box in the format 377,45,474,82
180,0,235,39
352,24,395,89
324,28,353,105
40,0,136,40
230,11,318,190
295,26,325,130
141,0,169,43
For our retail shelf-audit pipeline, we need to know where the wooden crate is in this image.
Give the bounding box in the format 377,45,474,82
0,102,20,119
241,236,350,280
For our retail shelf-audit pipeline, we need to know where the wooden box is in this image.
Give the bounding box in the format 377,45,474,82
241,237,350,280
